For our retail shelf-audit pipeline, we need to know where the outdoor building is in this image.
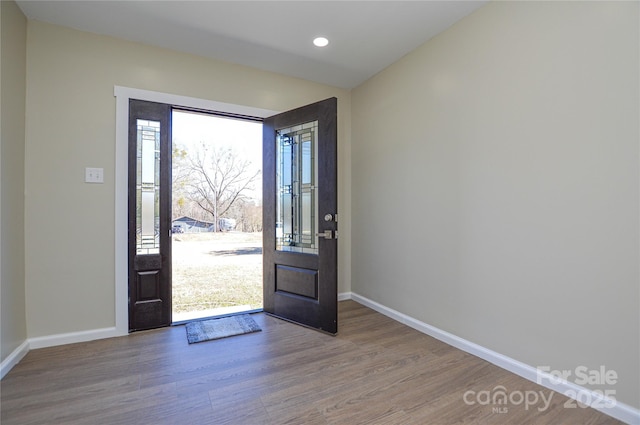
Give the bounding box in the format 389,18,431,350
172,216,237,233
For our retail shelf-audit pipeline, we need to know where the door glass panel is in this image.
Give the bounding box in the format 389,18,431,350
301,191,312,244
136,119,161,254
301,140,311,184
276,121,318,254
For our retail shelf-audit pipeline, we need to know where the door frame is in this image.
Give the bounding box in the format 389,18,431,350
114,86,277,335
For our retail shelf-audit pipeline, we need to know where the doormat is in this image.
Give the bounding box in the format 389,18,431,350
185,314,261,344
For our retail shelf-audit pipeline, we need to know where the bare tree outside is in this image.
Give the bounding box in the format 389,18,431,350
173,142,260,231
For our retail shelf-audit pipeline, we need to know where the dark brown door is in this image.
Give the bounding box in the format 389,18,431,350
128,100,172,331
263,98,338,334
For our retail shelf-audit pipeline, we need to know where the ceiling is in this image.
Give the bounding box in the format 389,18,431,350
16,1,487,89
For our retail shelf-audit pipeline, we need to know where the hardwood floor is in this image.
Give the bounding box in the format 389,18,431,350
1,301,622,424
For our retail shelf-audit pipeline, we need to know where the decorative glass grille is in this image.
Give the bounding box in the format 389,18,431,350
276,121,318,254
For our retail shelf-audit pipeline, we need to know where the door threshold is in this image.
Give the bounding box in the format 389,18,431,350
172,306,263,325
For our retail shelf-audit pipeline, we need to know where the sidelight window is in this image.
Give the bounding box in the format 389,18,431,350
135,119,161,254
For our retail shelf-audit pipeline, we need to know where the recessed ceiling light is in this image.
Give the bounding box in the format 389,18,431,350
313,37,329,47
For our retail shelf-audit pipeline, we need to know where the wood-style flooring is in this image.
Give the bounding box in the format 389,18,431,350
1,301,622,424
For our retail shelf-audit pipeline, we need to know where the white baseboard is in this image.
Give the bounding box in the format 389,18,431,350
350,292,640,425
0,340,30,379
1,328,125,379
338,291,352,301
28,327,125,350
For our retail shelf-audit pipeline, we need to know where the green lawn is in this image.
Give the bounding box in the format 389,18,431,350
172,232,263,314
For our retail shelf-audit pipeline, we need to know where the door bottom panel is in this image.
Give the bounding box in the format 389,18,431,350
275,264,318,299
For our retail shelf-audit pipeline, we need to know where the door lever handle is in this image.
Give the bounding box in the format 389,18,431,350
316,230,333,240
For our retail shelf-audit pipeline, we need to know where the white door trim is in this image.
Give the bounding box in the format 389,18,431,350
114,86,277,334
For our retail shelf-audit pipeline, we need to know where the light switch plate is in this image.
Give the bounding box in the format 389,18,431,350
85,167,104,183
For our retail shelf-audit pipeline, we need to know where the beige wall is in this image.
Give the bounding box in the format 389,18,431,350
24,21,351,337
352,1,639,408
1,0,28,363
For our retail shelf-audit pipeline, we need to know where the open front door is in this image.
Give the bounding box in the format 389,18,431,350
128,100,172,331
263,98,338,334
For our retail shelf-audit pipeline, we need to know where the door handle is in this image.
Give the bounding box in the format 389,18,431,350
316,230,333,240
